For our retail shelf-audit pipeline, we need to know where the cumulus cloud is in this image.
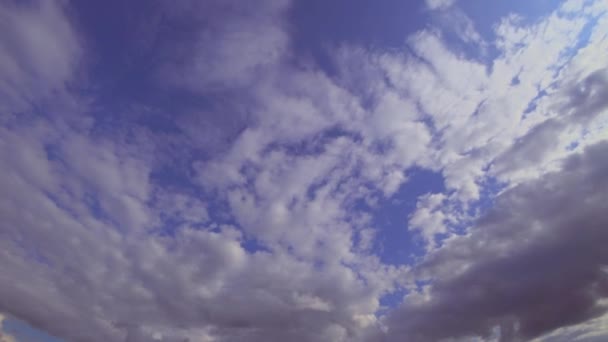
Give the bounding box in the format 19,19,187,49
0,117,395,342
1,0,608,341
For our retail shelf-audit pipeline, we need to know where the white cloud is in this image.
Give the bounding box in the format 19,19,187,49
365,0,608,246
409,193,447,249
426,0,456,11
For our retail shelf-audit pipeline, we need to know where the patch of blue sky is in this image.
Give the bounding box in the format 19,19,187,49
378,287,408,315
522,11,602,119
547,9,605,81
459,0,564,64
69,0,175,96
290,0,431,75
559,12,604,58
569,13,604,54
522,89,549,119
467,176,508,218
460,0,564,40
378,279,433,314
435,175,508,250
369,168,445,266
148,148,274,255
566,140,580,151
239,236,271,255
69,0,247,147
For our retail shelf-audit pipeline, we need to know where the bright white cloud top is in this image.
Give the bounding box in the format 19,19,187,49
0,0,607,341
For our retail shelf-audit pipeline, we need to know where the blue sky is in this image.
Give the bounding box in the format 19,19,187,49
1,0,608,341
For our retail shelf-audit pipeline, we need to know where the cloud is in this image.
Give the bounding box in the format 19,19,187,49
158,0,291,91
0,115,399,342
380,141,608,341
362,0,608,245
408,193,447,249
491,68,608,182
0,0,607,341
534,313,608,341
0,8,412,336
0,0,83,113
426,0,456,11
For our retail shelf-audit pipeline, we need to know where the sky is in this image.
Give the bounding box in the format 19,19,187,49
0,0,607,341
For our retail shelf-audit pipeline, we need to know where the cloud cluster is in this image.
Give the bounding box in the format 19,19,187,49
0,0,607,341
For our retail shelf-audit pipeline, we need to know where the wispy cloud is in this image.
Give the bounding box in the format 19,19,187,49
0,0,83,114
426,0,456,11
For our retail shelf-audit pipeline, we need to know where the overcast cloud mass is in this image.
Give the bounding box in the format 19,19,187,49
1,0,607,341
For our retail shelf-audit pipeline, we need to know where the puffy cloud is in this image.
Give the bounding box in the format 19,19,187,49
409,193,447,249
0,116,396,342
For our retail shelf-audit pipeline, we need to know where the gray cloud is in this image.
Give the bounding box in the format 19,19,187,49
492,68,608,179
561,67,608,123
380,141,608,341
0,0,82,113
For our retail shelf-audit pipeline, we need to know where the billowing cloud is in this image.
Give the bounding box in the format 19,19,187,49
0,0,607,341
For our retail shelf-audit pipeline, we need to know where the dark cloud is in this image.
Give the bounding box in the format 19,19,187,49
562,68,608,123
381,141,608,341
